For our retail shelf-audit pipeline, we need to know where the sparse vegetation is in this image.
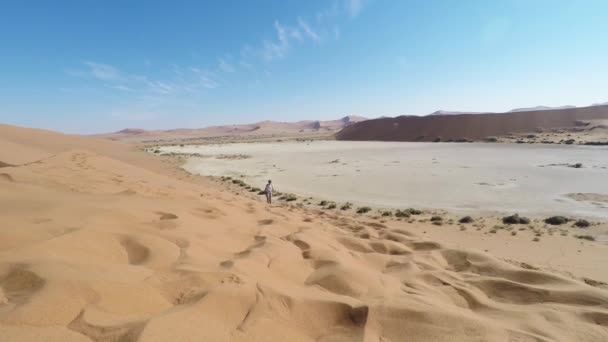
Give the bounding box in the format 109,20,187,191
533,237,540,242
356,206,372,214
279,193,297,202
340,202,353,210
502,214,530,225
575,235,595,241
326,202,337,209
574,219,591,228
430,215,443,222
319,200,328,206
404,208,422,215
394,210,411,218
544,216,570,225
459,216,474,224
381,210,393,217
232,179,246,187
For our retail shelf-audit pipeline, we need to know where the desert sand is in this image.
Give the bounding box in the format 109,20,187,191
2,123,608,341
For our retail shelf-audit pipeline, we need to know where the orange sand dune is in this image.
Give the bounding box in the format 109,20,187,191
337,105,608,142
1,124,608,341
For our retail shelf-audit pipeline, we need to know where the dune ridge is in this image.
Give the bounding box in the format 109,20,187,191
1,124,607,341
337,105,608,142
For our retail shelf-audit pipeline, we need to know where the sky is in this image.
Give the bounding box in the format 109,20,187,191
1,0,607,134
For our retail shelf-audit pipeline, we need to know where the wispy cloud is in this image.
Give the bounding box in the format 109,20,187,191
71,61,221,96
84,62,124,81
298,18,321,43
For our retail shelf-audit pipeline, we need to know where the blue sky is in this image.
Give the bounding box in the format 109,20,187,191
1,0,607,133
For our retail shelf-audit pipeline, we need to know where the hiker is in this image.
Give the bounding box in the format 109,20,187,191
264,180,273,204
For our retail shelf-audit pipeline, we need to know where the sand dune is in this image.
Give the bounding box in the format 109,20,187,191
96,116,367,144
337,105,608,142
1,124,608,341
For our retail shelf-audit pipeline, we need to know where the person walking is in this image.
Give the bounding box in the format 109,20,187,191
264,180,273,204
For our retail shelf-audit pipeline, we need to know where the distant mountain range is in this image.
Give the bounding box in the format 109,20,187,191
97,115,368,143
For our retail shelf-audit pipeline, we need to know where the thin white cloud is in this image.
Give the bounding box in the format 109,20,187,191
218,58,235,73
84,62,124,81
71,61,220,96
298,18,321,42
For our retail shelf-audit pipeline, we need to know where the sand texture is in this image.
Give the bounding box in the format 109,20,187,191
1,124,608,341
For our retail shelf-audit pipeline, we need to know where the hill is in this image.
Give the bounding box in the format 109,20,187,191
337,105,608,142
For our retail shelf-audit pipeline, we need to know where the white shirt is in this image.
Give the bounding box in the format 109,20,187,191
265,183,273,193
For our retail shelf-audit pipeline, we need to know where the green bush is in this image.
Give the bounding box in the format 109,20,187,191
356,206,372,214
279,194,297,202
405,208,422,215
381,211,392,217
430,216,443,222
502,214,530,225
459,216,474,224
544,216,569,225
395,210,411,218
340,202,352,210
574,219,591,228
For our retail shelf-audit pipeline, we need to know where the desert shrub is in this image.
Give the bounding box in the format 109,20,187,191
279,194,297,202
459,216,474,224
575,235,595,241
250,187,260,193
569,163,583,168
544,216,569,225
432,221,442,226
430,216,443,222
381,211,392,217
511,231,517,236
564,139,576,145
232,179,246,186
395,210,411,218
433,137,441,142
485,137,498,142
405,208,422,215
326,202,337,209
153,149,161,153
356,206,372,214
502,214,530,225
574,219,591,228
340,202,353,210
533,237,540,242
319,200,328,206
